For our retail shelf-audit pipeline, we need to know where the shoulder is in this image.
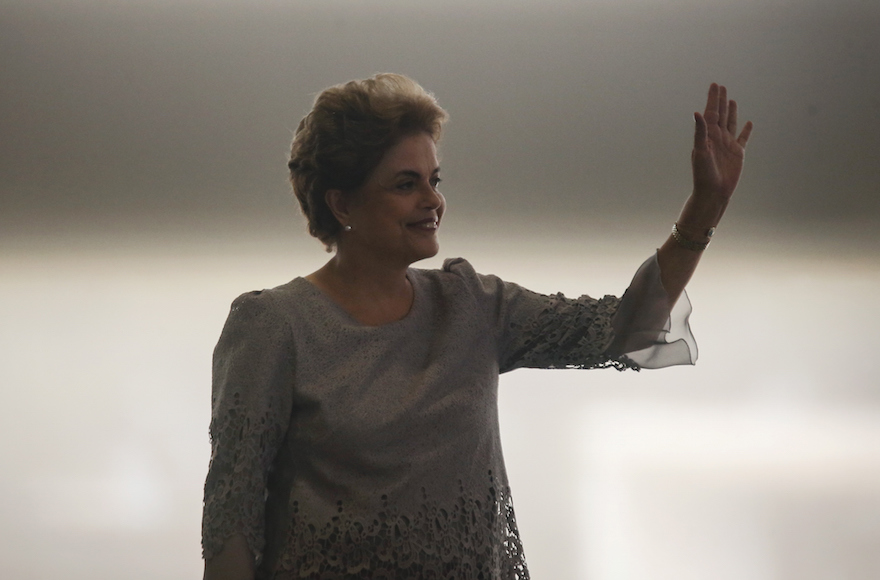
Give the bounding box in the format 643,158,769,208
411,258,511,320
409,257,503,298
441,257,477,277
228,289,271,315
221,278,312,340
215,285,304,367
220,291,281,343
225,290,278,328
227,278,309,317
442,257,509,299
431,257,505,293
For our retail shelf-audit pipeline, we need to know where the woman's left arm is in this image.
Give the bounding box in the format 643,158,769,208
658,83,754,305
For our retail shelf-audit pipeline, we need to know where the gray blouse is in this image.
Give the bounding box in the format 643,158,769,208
202,254,696,579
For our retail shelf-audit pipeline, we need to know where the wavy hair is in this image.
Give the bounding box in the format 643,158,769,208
288,73,448,249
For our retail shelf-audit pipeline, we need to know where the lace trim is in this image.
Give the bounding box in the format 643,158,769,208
507,293,637,371
203,392,284,562
267,471,530,580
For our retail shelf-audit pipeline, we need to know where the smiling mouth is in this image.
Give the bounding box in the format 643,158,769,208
408,218,439,230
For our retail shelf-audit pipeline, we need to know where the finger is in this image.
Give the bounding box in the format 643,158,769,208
736,120,754,148
694,111,708,150
727,99,738,135
704,83,719,124
717,85,728,130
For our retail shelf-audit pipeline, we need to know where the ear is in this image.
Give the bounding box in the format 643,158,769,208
324,189,352,227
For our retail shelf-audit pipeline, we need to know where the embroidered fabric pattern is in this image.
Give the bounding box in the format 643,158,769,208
506,292,637,371
270,471,529,580
202,256,691,575
203,393,283,562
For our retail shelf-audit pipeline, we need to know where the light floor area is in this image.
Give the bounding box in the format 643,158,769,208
2,226,878,579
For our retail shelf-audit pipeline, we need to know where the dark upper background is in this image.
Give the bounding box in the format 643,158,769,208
2,0,879,247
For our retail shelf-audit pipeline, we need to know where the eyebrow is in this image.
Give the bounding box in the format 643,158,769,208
393,167,441,179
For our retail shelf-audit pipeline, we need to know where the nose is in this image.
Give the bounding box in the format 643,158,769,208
420,181,444,210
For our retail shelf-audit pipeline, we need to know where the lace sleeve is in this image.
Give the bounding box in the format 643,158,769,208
438,258,624,372
493,282,628,373
605,251,698,369
444,254,696,373
201,291,295,564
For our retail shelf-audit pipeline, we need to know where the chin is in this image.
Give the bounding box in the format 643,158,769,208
409,242,440,264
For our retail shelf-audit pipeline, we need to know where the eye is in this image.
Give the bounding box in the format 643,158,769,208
430,177,442,188
396,181,416,191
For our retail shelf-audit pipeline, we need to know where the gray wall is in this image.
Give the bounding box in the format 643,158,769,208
3,0,879,240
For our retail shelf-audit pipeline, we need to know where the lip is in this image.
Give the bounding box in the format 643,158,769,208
407,217,439,230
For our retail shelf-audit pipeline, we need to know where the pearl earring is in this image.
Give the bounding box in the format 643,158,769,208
343,225,352,232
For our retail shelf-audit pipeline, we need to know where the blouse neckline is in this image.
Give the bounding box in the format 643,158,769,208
291,269,424,330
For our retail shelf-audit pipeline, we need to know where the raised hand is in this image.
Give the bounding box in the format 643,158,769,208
656,84,754,304
692,83,753,201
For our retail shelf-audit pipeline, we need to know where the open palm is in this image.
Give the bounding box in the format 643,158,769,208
692,83,753,200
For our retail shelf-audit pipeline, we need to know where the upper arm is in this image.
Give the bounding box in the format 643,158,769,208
202,291,296,566
443,258,625,372
495,281,623,372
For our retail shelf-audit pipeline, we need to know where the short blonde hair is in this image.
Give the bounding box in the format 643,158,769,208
288,73,448,249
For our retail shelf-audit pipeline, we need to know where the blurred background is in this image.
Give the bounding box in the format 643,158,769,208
2,0,879,578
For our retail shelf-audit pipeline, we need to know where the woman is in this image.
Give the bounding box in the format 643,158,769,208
202,73,752,579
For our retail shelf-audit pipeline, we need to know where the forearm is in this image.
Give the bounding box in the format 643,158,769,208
657,191,728,306
203,533,255,580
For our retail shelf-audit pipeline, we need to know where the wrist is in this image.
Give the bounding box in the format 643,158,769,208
678,190,728,231
672,222,715,250
675,221,717,238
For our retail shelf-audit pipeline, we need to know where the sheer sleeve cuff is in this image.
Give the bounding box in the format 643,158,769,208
607,251,698,369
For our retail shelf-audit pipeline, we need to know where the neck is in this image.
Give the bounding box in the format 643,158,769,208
322,250,410,296
305,246,414,326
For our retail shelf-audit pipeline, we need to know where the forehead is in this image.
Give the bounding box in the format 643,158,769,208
375,133,439,174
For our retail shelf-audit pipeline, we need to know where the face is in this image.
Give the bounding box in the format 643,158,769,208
339,132,445,266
